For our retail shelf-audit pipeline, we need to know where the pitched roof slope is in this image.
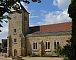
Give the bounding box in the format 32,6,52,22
29,22,72,34
40,22,72,33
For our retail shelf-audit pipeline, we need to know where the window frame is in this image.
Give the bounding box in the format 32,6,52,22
54,42,56,49
54,41,60,49
14,38,17,43
14,29,16,32
45,42,50,49
33,42,37,49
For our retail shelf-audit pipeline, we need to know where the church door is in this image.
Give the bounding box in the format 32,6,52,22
14,49,17,56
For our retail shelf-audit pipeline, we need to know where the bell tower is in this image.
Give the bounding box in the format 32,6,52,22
7,8,29,57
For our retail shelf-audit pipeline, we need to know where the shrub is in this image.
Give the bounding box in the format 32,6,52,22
30,53,40,57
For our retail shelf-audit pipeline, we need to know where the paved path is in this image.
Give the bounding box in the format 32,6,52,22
0,56,63,60
23,57,63,60
0,57,12,60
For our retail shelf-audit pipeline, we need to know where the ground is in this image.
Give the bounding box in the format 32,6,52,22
0,56,63,60
23,57,63,60
0,56,12,60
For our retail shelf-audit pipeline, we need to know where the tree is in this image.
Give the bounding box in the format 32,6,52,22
0,43,2,52
68,0,76,60
0,0,41,32
62,42,72,60
2,39,7,53
57,1,76,60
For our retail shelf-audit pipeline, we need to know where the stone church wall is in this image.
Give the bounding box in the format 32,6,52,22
26,34,71,56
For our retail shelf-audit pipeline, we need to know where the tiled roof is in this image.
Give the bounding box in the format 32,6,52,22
29,22,72,34
27,31,71,37
40,22,72,33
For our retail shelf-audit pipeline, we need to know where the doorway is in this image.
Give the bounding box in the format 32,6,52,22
14,49,17,56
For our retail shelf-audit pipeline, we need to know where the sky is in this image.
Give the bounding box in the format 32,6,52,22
0,0,71,43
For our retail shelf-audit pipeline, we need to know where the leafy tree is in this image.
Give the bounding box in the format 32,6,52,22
62,42,72,60
0,43,2,52
0,0,41,31
0,39,7,53
55,44,62,56
63,0,76,60
55,0,76,60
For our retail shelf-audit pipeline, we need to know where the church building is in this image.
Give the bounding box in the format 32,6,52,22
7,7,72,57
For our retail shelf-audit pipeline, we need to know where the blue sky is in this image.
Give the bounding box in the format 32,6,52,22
27,0,71,26
0,0,71,42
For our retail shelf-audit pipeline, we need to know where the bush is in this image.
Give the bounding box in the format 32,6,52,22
30,53,40,57
12,56,23,60
42,53,52,57
64,56,69,60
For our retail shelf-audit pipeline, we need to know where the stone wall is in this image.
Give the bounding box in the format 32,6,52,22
7,10,29,57
26,34,71,56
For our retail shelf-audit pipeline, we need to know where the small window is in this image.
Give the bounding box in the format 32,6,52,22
14,39,16,43
54,42,56,49
14,29,16,32
46,42,50,49
57,42,59,46
33,42,37,49
36,43,37,49
46,42,47,49
33,43,35,49
54,42,60,49
48,42,50,49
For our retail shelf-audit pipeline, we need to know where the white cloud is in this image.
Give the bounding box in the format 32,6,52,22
0,32,8,43
37,10,72,25
31,0,72,26
53,0,71,10
30,15,39,19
